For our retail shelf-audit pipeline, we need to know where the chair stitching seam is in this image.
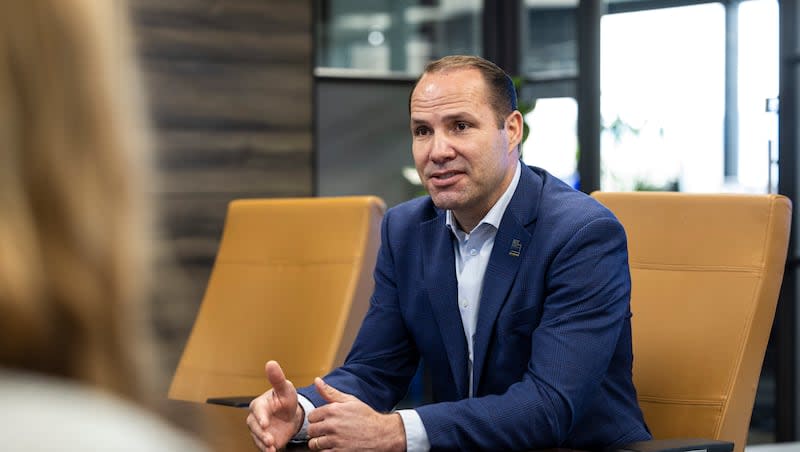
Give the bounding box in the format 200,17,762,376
638,397,724,407
630,263,761,272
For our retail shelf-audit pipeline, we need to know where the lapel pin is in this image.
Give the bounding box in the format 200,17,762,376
509,239,522,257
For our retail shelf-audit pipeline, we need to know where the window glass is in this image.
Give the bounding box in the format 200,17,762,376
316,0,481,77
522,97,578,188
523,0,578,79
600,3,726,192
737,0,779,193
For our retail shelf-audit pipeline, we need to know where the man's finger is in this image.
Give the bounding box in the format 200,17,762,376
314,377,354,403
247,416,273,451
265,360,294,397
249,431,266,452
249,393,271,428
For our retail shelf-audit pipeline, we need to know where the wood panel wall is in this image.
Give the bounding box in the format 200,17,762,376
129,0,313,374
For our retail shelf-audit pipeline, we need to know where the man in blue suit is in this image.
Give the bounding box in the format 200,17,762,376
247,55,650,451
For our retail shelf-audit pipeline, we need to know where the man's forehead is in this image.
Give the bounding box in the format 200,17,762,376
410,68,488,112
410,99,479,122
413,68,484,93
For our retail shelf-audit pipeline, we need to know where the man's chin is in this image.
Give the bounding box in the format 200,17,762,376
429,193,463,211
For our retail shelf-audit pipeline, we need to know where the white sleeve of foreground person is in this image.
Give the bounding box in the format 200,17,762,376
0,370,210,452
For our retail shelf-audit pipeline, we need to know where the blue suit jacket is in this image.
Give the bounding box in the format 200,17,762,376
299,166,651,450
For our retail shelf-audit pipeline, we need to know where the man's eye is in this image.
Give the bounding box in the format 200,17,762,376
414,126,431,136
455,122,469,131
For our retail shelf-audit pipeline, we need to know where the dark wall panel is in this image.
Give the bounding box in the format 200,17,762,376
130,0,313,375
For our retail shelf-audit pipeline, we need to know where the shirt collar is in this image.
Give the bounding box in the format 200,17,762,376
446,162,521,235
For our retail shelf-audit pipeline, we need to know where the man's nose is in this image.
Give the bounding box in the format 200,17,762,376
430,133,455,163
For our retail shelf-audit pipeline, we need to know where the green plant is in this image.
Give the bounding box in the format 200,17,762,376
512,76,536,158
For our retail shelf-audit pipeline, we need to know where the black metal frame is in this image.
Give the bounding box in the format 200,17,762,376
576,0,603,194
777,0,798,442
482,0,522,75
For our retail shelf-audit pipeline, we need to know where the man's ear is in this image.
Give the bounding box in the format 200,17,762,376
505,110,524,153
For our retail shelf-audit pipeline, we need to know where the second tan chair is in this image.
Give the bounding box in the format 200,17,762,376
168,196,385,450
592,192,791,452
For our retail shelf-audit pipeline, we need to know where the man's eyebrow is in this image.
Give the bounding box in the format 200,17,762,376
410,112,477,124
441,112,475,122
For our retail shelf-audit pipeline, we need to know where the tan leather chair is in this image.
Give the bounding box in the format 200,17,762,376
168,196,385,451
592,192,791,452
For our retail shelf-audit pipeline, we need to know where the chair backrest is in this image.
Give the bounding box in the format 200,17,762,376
591,192,791,452
169,196,386,403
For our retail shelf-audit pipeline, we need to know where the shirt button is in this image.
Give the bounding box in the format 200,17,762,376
469,248,478,256
461,299,468,308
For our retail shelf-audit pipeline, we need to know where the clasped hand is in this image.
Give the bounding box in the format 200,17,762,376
247,361,405,452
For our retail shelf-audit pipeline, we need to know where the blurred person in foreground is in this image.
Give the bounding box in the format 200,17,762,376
0,1,207,450
248,55,650,451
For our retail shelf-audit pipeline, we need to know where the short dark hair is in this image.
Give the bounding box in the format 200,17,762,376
409,55,517,127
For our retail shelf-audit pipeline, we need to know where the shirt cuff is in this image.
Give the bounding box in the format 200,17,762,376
397,409,430,452
293,394,315,440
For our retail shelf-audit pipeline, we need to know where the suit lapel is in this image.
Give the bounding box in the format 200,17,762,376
471,165,540,394
421,215,469,399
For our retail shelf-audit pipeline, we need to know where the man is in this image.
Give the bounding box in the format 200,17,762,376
247,55,651,451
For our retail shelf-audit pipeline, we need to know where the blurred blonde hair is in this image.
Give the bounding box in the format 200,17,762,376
0,0,155,403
